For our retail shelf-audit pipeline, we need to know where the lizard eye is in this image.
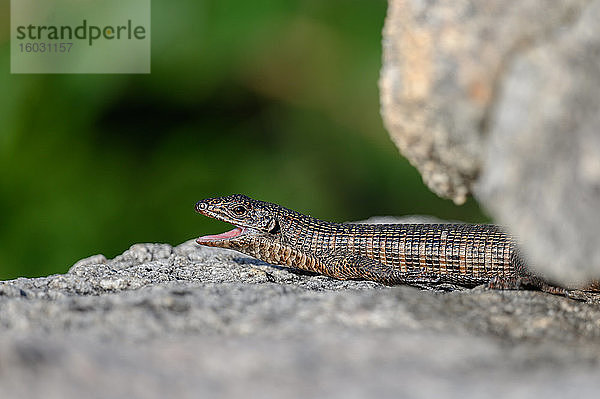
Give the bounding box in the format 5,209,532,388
232,205,247,216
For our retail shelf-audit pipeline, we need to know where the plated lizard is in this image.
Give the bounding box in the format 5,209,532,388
195,194,569,295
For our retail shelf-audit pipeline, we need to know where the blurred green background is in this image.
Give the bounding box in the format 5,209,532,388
0,0,487,280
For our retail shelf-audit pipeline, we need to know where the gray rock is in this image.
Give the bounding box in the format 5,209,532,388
1,239,600,398
380,0,600,283
477,1,600,285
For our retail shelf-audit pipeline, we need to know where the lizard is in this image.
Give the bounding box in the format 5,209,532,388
194,194,571,296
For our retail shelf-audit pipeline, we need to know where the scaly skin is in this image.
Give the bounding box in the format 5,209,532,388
195,194,567,295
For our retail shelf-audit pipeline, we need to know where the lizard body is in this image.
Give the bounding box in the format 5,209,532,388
195,194,566,295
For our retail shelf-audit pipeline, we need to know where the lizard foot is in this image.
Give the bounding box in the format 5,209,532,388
486,275,573,298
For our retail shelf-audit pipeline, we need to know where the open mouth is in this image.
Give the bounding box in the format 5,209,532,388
196,226,245,243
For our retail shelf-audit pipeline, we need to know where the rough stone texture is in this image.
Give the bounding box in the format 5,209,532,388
1,235,600,398
380,0,600,284
477,1,600,285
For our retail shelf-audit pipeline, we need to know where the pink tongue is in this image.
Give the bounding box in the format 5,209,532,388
196,227,243,243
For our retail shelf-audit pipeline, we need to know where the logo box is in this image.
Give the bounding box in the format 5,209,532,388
11,0,151,74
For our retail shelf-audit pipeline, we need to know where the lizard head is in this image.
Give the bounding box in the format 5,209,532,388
195,194,281,247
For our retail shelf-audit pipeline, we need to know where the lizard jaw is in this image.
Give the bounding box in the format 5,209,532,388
196,226,246,244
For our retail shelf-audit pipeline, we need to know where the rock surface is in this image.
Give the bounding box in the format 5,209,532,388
1,239,600,398
380,0,600,284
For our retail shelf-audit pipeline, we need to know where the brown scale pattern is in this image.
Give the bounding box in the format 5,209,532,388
278,221,521,287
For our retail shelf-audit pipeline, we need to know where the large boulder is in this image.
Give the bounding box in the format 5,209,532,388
380,0,600,284
1,240,600,398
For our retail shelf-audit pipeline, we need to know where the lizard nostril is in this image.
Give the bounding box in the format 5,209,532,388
195,202,207,212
